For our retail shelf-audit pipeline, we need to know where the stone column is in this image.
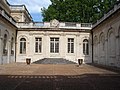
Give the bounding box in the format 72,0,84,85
76,34,80,60
7,39,11,64
44,33,49,58
60,33,66,58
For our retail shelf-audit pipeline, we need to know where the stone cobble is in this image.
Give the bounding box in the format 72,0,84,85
0,63,120,90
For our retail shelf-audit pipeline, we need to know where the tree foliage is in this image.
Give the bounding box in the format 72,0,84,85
41,0,118,23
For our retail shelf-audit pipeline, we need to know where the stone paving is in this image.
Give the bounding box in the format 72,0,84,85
0,63,120,90
33,58,77,64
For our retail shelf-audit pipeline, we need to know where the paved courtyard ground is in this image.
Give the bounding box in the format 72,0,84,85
0,63,120,90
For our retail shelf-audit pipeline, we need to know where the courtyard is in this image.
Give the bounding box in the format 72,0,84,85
0,63,120,90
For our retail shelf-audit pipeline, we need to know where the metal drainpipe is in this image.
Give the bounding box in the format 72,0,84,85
91,30,94,63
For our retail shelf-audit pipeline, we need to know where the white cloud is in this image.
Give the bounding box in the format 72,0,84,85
7,0,51,13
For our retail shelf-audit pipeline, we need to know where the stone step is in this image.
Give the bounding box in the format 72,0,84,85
33,58,76,64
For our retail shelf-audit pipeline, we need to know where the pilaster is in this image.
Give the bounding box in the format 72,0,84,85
0,36,3,64
76,34,80,59
115,35,120,67
60,33,66,58
7,39,11,63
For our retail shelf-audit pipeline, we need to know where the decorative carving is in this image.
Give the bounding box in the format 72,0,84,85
50,19,59,27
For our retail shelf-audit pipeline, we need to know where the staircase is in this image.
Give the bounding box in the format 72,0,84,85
33,58,76,64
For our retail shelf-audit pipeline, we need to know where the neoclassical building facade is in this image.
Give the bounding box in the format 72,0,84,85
0,0,120,67
0,0,92,64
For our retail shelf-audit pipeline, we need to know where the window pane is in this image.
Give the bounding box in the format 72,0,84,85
68,38,74,53
39,42,42,53
20,38,26,54
20,42,22,54
11,38,14,55
71,43,74,53
20,38,26,41
71,39,74,42
83,39,89,55
86,43,89,55
35,38,42,53
68,43,70,53
50,38,59,53
83,43,85,54
35,42,38,52
50,42,54,53
23,42,26,54
55,42,59,53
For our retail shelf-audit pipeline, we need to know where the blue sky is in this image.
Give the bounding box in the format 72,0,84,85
7,0,51,22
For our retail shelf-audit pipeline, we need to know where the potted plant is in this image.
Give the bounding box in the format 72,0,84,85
78,59,83,65
26,58,31,65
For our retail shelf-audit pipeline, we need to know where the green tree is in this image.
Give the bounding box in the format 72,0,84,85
41,0,118,23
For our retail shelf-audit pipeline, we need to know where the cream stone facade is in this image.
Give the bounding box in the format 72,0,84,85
0,0,92,64
16,26,92,63
0,0,120,67
0,0,17,64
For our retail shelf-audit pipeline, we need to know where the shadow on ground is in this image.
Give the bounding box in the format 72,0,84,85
0,74,120,90
87,63,120,74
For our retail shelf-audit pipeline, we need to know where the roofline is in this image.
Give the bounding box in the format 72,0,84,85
92,1,120,30
0,14,17,29
10,4,33,20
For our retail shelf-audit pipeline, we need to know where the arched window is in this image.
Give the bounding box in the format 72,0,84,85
83,39,89,55
108,32,115,55
3,34,7,55
20,38,26,54
11,37,14,55
100,33,105,52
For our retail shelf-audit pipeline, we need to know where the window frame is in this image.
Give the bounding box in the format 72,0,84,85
67,38,74,53
83,39,89,55
20,38,26,54
35,37,42,53
3,34,7,55
50,38,59,53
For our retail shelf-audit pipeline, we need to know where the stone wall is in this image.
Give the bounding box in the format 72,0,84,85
0,17,16,64
92,9,120,67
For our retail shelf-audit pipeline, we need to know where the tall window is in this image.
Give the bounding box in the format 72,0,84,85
35,37,42,53
20,38,26,54
50,38,59,53
3,34,7,55
11,37,14,55
83,39,89,55
68,38,74,53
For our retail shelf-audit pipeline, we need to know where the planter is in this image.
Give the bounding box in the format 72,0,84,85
26,58,31,65
78,59,83,65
